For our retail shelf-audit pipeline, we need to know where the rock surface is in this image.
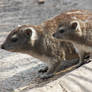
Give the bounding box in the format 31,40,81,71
0,0,92,92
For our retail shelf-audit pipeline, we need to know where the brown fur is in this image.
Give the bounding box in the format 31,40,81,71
3,10,91,78
53,9,92,69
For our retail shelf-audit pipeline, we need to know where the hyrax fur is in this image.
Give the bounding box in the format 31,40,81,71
53,9,92,68
1,10,89,79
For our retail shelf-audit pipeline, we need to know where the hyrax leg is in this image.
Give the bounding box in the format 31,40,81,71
39,53,90,79
40,59,61,79
78,51,91,67
83,52,91,64
70,51,88,69
54,52,91,76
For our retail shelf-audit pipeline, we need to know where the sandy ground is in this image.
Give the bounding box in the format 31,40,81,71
0,0,92,92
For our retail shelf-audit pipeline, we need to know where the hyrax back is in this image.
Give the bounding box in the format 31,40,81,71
2,10,90,79
53,9,92,67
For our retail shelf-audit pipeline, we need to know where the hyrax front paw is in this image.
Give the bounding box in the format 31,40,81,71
40,73,54,80
83,58,92,64
83,53,91,64
38,66,48,73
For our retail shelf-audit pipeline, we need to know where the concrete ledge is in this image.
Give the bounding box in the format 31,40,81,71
0,50,92,92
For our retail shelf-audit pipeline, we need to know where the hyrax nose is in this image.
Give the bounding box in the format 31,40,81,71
1,44,5,49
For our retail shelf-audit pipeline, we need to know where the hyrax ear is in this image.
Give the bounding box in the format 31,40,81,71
24,28,32,37
70,21,80,30
24,27,38,40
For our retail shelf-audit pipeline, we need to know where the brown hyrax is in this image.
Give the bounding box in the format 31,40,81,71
1,10,89,79
53,9,92,67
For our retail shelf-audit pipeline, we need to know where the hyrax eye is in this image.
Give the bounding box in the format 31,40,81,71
59,29,65,33
11,37,18,43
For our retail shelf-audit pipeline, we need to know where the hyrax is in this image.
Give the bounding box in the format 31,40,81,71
1,10,89,79
53,9,92,67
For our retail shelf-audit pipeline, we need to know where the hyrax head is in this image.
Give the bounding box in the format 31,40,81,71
1,25,39,53
53,19,83,43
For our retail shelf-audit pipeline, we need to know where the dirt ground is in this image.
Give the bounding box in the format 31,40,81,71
0,0,92,92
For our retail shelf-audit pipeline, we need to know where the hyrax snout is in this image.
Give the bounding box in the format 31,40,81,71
1,25,39,53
